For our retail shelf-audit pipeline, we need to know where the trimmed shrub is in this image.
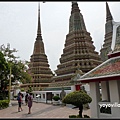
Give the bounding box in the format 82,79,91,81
52,95,60,101
62,90,92,117
62,90,92,106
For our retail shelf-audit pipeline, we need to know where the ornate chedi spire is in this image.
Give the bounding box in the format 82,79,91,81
100,2,114,61
29,2,53,85
50,2,102,88
37,3,42,38
106,2,113,22
33,3,45,54
69,1,86,33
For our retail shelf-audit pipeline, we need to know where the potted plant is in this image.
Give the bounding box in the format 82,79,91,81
13,95,18,100
52,95,60,105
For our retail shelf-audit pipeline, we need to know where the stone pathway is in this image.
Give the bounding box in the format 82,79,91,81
0,100,91,118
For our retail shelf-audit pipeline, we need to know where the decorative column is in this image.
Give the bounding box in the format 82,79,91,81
101,81,110,101
89,82,100,118
109,80,120,118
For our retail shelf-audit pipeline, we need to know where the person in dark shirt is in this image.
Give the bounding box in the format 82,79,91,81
17,92,23,112
25,92,28,105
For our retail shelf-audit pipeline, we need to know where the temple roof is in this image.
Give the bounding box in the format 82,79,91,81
53,73,74,79
79,54,120,82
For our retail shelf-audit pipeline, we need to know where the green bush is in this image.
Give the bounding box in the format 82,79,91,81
0,100,9,109
52,95,60,101
21,88,25,92
0,92,8,100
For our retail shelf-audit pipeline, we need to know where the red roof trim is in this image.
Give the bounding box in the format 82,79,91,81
79,75,120,83
108,51,120,59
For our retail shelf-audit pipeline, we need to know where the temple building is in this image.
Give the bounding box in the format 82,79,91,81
21,3,53,91
100,2,113,61
49,2,102,88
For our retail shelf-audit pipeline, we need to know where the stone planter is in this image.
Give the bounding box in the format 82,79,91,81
52,100,60,105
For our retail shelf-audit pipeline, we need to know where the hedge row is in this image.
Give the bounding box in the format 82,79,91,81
0,100,9,109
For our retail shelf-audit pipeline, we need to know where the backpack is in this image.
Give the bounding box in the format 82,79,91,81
17,95,20,101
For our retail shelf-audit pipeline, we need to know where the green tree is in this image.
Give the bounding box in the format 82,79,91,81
0,51,9,99
62,90,92,118
0,44,32,86
11,60,32,84
0,51,9,89
28,86,33,93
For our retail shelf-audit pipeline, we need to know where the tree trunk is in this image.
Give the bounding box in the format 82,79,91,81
79,104,83,118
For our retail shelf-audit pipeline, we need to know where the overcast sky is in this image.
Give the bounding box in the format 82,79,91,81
0,1,120,73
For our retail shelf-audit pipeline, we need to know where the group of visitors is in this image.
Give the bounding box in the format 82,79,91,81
17,91,33,114
17,88,66,114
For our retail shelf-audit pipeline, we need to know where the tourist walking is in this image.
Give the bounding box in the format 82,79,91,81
27,92,33,114
17,92,23,112
25,92,28,105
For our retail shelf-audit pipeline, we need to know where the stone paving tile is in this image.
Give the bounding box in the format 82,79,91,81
0,100,91,118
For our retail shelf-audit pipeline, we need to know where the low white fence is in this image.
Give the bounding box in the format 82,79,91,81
10,89,72,104
32,90,72,103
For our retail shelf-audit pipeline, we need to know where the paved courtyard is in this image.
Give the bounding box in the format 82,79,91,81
0,100,91,118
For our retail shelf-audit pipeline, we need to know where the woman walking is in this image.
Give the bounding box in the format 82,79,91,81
27,92,33,114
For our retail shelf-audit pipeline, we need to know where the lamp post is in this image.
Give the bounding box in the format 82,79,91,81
8,64,12,107
5,43,15,106
8,62,14,107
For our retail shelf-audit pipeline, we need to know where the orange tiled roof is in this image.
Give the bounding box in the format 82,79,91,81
80,55,120,79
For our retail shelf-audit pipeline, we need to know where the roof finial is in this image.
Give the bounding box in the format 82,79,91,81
72,1,77,4
37,2,41,37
